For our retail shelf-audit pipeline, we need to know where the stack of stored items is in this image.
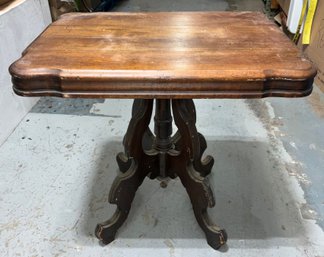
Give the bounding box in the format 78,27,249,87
48,0,117,21
273,0,323,88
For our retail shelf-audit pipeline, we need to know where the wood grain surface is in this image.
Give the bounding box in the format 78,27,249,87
9,12,316,98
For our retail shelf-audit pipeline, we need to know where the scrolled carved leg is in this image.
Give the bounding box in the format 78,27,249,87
96,99,154,245
96,98,226,250
95,160,144,244
171,161,227,249
195,132,214,177
116,152,132,173
172,99,227,250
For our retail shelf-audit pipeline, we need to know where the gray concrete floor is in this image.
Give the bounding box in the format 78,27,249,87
1,0,324,256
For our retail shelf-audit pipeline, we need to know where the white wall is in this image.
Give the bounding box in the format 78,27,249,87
0,0,51,146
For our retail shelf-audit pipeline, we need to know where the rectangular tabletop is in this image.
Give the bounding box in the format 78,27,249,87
9,12,316,98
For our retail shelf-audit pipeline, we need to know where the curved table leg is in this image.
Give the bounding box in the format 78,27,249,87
172,100,214,177
95,161,144,244
172,99,227,249
196,132,214,177
95,99,154,244
96,98,226,250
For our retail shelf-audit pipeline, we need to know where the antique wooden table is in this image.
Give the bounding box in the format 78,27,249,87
9,12,316,250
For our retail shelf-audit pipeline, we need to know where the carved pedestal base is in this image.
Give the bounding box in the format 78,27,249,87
95,99,227,250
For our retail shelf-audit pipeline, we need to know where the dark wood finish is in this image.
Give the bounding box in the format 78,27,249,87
9,12,316,98
96,99,227,250
9,12,317,250
95,99,154,244
171,99,227,249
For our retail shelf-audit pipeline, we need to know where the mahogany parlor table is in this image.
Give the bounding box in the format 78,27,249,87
9,12,316,250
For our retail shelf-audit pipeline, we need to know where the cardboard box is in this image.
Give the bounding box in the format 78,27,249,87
48,0,76,21
302,1,324,90
277,0,291,15
271,0,280,9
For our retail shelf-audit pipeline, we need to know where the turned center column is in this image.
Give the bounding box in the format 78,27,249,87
154,99,173,179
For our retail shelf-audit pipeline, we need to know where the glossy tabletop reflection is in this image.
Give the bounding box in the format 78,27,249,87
10,12,316,98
